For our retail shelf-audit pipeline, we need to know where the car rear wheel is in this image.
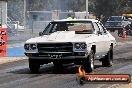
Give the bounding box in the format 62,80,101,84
29,59,40,73
102,46,113,67
83,50,95,73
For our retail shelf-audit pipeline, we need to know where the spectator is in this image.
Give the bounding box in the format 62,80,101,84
67,14,72,20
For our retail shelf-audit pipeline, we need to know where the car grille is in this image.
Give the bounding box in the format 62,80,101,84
37,43,73,53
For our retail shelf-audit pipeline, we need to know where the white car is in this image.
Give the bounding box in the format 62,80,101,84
24,19,116,73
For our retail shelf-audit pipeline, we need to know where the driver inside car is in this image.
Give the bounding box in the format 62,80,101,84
56,23,68,31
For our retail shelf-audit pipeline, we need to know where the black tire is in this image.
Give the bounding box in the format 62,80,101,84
83,50,95,73
102,46,113,67
29,59,40,73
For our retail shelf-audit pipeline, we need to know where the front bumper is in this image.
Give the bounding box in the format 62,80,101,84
25,52,88,59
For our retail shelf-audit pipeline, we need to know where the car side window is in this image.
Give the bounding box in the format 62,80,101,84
100,23,106,30
93,22,100,34
97,22,106,35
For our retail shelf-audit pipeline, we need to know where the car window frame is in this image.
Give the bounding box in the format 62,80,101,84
43,21,96,34
96,22,107,35
92,22,100,34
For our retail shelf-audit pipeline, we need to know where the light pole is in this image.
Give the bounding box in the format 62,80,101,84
86,0,88,19
24,0,26,31
0,2,2,27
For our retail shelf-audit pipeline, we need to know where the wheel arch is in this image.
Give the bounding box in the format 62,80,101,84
91,45,96,54
110,43,113,48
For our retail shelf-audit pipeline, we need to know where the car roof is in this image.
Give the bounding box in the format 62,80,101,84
52,19,98,23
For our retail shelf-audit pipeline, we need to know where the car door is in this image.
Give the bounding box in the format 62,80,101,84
96,22,110,54
92,22,105,57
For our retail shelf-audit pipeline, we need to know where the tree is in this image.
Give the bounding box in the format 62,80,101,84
92,0,131,23
93,0,117,23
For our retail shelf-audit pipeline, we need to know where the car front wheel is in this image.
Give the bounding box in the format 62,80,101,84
29,59,40,73
102,46,113,67
83,50,95,73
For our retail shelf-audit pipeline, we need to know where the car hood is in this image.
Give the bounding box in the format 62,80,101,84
26,31,94,43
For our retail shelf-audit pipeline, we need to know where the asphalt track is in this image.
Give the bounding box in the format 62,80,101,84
0,41,131,88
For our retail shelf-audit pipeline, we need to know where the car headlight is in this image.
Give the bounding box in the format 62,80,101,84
74,43,87,50
80,43,87,49
24,44,30,50
74,43,80,49
24,44,37,50
30,44,37,50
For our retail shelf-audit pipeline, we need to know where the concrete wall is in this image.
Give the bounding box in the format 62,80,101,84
0,1,7,28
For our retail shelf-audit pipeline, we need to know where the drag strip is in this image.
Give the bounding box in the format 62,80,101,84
0,42,131,88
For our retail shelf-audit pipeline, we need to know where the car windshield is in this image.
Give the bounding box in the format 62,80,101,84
42,21,94,35
108,17,123,21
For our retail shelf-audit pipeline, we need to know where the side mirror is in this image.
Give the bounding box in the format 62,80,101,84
39,32,43,36
97,31,102,35
104,30,107,33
